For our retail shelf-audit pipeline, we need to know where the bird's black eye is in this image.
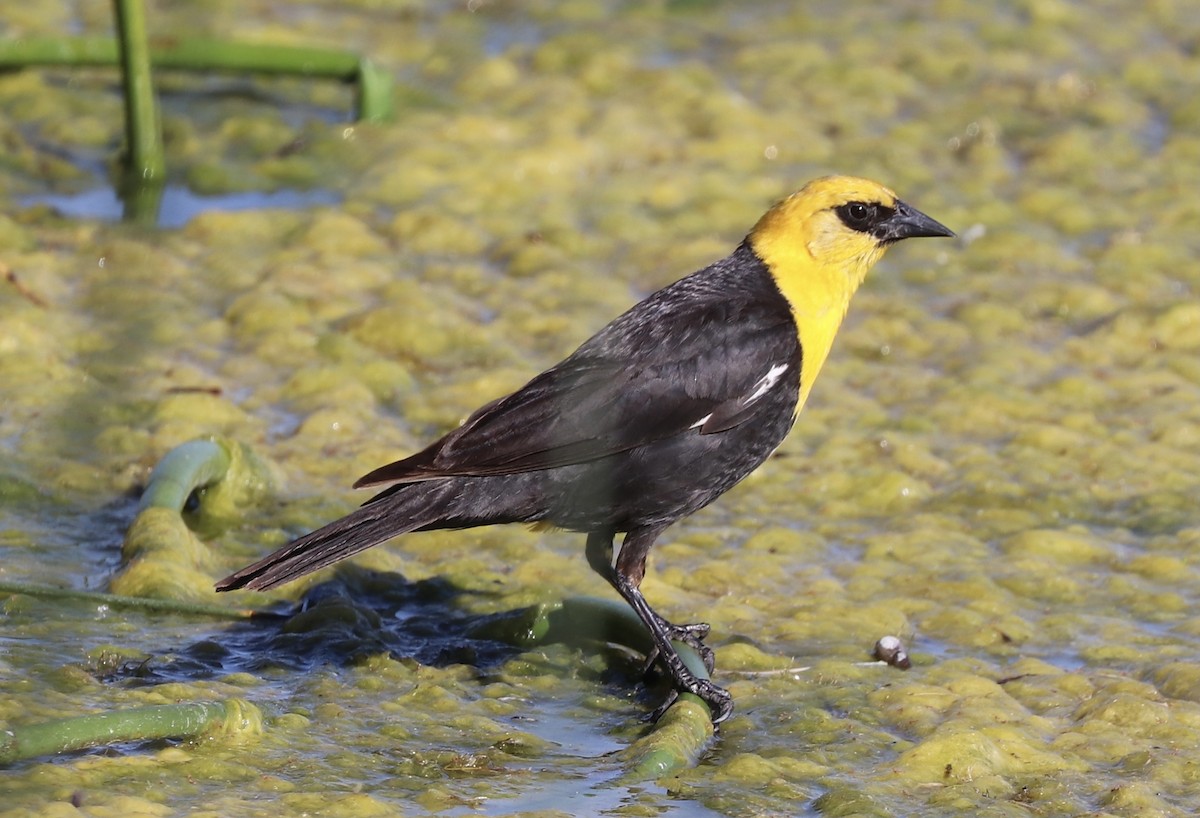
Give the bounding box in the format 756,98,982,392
836,201,875,232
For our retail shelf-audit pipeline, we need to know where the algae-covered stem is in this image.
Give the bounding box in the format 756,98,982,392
137,438,231,513
0,700,261,766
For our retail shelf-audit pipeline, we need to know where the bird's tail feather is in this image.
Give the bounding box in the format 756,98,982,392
215,481,455,592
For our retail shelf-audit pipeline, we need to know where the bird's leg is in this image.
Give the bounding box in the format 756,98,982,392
598,527,733,723
585,529,616,579
587,531,715,671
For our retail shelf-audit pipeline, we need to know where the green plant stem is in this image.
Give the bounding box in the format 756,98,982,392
0,37,394,122
0,699,259,765
113,0,165,193
620,695,714,781
138,438,232,513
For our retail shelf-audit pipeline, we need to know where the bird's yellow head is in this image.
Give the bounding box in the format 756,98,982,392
748,175,953,411
750,175,953,300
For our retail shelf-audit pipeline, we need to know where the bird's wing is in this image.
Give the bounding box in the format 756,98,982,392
355,300,799,487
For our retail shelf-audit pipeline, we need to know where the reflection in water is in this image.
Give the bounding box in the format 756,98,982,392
19,184,341,228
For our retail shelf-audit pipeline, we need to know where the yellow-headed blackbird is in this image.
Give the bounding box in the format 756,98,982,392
217,176,954,723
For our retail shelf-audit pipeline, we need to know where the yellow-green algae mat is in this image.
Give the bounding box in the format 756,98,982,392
6,0,1200,816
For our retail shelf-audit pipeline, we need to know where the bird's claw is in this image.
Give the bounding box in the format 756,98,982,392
699,679,734,723
676,628,717,675
642,620,716,675
668,621,714,667
645,678,734,724
640,617,732,725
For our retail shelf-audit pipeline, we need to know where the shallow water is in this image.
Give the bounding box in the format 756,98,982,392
18,185,342,228
4,0,1200,816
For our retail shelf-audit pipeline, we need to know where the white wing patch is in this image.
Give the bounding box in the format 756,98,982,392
746,362,789,404
689,361,789,430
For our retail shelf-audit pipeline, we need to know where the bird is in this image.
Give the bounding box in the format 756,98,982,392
216,176,954,723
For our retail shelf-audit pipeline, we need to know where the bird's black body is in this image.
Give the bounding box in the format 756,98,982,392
386,241,801,531
216,177,954,724
218,242,800,592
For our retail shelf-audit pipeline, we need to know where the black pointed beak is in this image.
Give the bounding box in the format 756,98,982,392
877,200,955,243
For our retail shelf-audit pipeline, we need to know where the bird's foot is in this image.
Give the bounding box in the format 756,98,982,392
642,620,716,675
640,617,732,723
645,677,734,724
671,622,716,673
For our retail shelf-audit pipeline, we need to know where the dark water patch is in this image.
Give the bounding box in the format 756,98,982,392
111,569,523,683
